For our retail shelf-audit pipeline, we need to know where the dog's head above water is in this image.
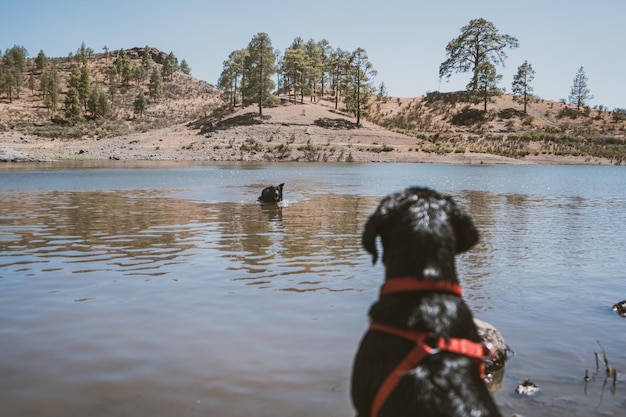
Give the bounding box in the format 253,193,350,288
258,183,284,203
363,187,478,280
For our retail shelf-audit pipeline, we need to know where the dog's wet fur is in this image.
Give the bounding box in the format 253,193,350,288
351,187,501,417
258,183,284,203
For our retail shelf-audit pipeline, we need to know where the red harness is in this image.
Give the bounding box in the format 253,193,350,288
369,277,490,417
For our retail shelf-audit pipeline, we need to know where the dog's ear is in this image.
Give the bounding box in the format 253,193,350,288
362,210,382,264
447,197,479,253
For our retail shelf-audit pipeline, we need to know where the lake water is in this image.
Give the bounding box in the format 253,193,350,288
1,161,625,417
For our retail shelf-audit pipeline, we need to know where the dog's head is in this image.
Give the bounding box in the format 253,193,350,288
362,187,478,277
259,183,284,203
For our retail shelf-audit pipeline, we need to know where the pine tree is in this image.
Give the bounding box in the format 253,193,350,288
133,90,147,116
76,42,88,65
343,48,376,126
218,49,248,108
148,67,164,100
87,87,110,118
28,72,36,93
3,45,28,100
142,46,153,69
41,67,59,111
304,39,322,102
64,87,83,122
79,65,92,110
114,49,131,85
107,66,118,100
162,52,179,80
512,60,535,113
317,39,332,97
34,50,48,73
329,48,350,110
376,82,388,102
180,59,191,75
67,66,81,93
242,32,276,118
281,38,310,104
568,66,593,110
97,89,111,117
132,65,147,85
440,18,518,92
473,62,502,112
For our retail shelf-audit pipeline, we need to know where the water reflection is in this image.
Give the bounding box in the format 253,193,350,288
1,190,377,292
0,190,209,277
214,194,372,291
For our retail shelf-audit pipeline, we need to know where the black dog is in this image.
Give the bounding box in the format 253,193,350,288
351,187,501,417
258,183,284,203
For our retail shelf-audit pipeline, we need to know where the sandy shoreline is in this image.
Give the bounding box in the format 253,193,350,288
0,101,615,165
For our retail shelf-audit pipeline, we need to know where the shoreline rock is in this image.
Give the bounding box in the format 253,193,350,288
0,147,52,163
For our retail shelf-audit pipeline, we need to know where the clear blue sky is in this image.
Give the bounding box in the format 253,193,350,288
3,0,625,109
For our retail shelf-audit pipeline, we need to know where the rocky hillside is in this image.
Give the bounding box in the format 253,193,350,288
366,91,626,162
0,47,222,139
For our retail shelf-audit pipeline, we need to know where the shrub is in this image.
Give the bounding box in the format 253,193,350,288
450,106,485,126
557,107,580,119
612,108,626,123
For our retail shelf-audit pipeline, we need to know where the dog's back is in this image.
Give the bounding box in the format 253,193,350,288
351,187,501,417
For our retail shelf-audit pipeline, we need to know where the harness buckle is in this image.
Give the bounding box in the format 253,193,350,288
483,342,495,359
423,335,441,355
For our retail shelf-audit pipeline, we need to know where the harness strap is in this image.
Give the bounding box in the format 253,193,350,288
369,321,489,417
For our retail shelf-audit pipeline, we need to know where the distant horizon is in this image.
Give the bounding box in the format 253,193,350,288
4,1,626,109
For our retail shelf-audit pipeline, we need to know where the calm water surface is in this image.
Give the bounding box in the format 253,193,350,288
1,162,625,416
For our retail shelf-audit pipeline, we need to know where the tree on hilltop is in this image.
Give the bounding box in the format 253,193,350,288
512,60,536,113
242,32,276,118
218,49,248,108
163,52,179,80
376,81,388,102
343,47,376,126
474,62,502,112
34,50,48,73
281,37,311,104
317,39,332,97
329,48,350,110
76,42,93,64
180,59,191,75
304,38,323,102
568,66,593,110
142,46,153,70
439,18,518,92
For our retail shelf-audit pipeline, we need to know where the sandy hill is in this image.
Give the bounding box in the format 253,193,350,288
0,47,222,138
1,48,625,164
